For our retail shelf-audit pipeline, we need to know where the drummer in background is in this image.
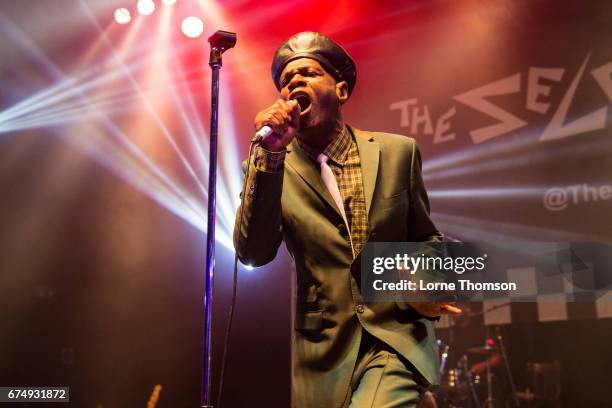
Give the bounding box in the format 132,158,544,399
455,304,503,373
443,302,507,404
470,350,502,375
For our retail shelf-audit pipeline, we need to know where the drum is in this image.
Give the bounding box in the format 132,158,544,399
434,365,483,408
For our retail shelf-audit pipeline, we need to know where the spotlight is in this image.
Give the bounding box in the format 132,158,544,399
181,16,204,38
137,0,156,16
114,8,132,24
161,0,177,4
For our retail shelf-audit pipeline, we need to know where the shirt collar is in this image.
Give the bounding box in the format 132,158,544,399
297,126,351,166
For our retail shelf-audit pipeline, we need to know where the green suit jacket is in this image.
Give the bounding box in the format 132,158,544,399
234,126,443,408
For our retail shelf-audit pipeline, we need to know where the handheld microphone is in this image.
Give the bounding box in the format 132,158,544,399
253,125,273,142
252,98,305,143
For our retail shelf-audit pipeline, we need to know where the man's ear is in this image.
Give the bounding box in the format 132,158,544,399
335,81,349,105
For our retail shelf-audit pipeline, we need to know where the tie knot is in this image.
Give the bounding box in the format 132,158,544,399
317,153,329,165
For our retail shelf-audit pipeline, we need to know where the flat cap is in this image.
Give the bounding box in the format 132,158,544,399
271,32,357,96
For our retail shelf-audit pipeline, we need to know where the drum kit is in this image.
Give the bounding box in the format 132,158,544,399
434,342,503,408
431,303,520,408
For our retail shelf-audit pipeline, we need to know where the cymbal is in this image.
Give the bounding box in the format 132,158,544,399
466,346,500,355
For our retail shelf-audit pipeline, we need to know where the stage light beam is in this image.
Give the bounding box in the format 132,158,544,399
137,0,156,16
162,0,177,4
181,16,204,38
1,0,242,251
114,8,132,25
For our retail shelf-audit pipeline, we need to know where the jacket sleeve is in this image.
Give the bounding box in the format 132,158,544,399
407,140,444,243
232,147,285,267
404,140,449,313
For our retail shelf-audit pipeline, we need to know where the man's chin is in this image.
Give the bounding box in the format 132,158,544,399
296,128,319,146
298,114,315,132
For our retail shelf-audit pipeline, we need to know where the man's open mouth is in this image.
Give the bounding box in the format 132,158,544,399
290,92,312,115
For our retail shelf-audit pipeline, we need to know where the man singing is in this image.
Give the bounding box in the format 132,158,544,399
234,31,460,408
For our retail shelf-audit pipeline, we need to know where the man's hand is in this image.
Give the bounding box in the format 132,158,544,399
397,264,461,318
254,99,301,152
406,302,462,318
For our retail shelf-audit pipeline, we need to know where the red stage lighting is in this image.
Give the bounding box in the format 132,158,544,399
181,16,204,38
114,8,132,24
137,0,155,16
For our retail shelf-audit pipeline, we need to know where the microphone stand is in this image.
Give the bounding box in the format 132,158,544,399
496,325,519,407
201,30,237,408
461,354,481,408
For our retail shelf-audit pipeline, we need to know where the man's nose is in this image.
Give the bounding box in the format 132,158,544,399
288,75,307,92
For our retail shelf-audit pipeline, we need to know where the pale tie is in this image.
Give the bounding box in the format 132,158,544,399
317,153,355,257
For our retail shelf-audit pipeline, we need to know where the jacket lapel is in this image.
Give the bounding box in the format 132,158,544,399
286,140,343,218
350,127,380,216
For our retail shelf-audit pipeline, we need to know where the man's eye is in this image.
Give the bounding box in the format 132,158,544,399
281,70,318,86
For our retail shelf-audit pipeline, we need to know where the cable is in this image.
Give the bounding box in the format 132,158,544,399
216,138,259,408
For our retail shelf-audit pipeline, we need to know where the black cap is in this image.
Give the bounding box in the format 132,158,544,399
271,32,357,96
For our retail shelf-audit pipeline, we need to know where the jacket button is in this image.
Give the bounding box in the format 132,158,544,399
355,304,365,314
248,183,256,199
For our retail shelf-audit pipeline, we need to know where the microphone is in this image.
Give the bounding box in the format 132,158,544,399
253,125,273,143
252,98,304,143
